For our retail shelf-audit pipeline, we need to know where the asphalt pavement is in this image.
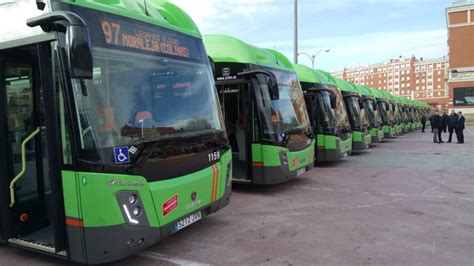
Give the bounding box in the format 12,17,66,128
1,127,473,265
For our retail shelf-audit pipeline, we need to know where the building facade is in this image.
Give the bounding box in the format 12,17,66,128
333,56,449,110
334,0,474,113
446,0,474,113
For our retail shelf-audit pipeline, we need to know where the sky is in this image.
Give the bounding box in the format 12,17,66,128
170,0,450,72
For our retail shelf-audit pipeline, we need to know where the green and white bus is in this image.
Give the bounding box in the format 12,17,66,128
0,1,232,263
397,97,409,134
335,78,371,151
380,90,402,135
370,88,396,138
204,35,315,185
293,64,352,161
354,85,384,143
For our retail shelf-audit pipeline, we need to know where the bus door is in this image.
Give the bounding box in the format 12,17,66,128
304,92,319,154
0,43,65,253
216,80,253,181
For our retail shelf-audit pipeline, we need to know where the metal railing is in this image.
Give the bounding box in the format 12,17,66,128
9,126,45,207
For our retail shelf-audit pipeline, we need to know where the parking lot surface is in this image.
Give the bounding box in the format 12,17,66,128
1,128,473,265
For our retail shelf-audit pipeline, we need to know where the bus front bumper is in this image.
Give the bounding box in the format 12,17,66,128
371,128,384,143
70,192,231,264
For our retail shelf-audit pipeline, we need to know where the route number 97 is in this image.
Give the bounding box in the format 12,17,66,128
208,151,220,162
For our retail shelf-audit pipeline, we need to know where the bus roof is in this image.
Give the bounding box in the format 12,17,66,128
293,64,335,85
334,78,357,93
203,35,294,72
66,0,201,36
353,84,374,97
0,0,202,47
378,90,395,101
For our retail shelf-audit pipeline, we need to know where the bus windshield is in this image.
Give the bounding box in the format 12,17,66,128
345,96,369,131
317,88,350,134
392,103,401,124
256,69,311,136
74,48,223,152
381,101,394,125
364,98,382,128
62,9,226,164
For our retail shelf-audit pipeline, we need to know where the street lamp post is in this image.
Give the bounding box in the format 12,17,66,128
298,49,330,69
294,0,298,63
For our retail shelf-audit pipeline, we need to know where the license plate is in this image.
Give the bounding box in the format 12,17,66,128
175,211,202,232
296,168,306,176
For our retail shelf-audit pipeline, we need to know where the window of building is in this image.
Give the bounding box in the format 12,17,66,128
454,87,474,106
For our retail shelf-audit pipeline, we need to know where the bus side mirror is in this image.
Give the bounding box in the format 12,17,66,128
208,56,216,79
330,93,337,109
267,75,280,100
27,11,93,79
359,97,365,109
238,69,280,100
66,25,93,79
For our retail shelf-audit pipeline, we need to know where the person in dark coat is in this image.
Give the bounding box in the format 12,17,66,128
431,110,442,144
456,111,465,144
436,111,445,143
447,110,458,143
421,113,427,133
429,114,434,133
442,112,449,133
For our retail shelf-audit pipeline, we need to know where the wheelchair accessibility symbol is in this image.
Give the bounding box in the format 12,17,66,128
114,146,130,164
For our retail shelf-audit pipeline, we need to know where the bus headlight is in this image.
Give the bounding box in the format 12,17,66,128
279,151,290,172
116,191,149,226
132,206,142,217
129,194,138,204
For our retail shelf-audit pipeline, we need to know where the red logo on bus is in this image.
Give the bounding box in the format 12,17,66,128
162,194,178,217
292,158,298,167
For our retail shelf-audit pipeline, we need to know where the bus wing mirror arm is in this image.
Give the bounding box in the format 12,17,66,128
238,70,280,100
27,11,93,80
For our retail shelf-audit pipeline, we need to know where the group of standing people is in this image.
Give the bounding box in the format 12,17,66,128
421,110,465,144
